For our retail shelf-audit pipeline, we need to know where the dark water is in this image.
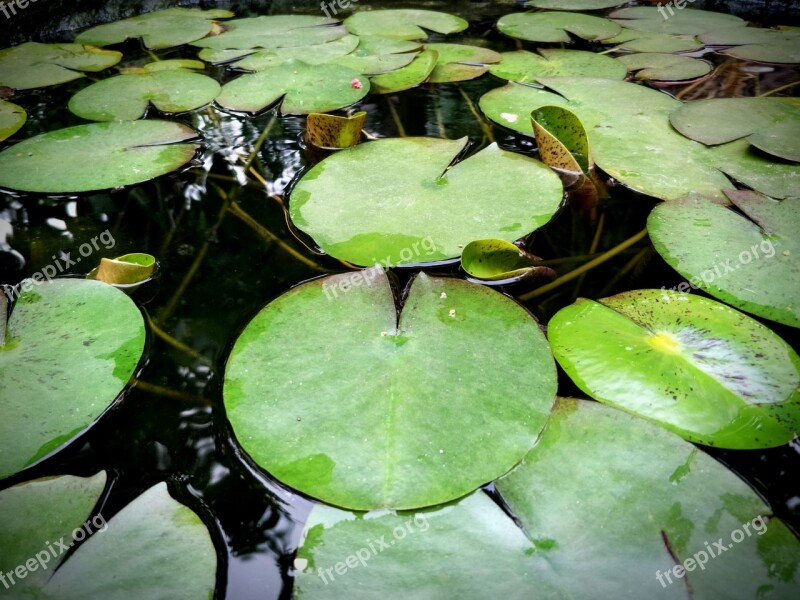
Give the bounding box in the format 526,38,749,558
1,1,799,598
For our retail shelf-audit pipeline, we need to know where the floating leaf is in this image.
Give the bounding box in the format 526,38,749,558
497,11,621,43
369,49,437,94
0,99,25,142
425,43,501,83
192,15,347,51
224,269,556,510
531,104,590,173
496,398,800,596
548,291,800,448
617,52,712,82
0,279,145,479
610,6,745,35
306,111,365,149
670,97,800,162
344,9,468,40
229,35,360,71
75,7,233,49
489,49,626,84
68,67,220,121
0,42,122,90
136,59,206,72
216,60,368,115
461,239,549,283
602,29,703,53
0,120,198,193
648,193,800,327
89,253,156,285
527,0,629,9
700,26,800,64
289,137,563,266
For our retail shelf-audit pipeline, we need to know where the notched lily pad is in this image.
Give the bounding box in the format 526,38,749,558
369,49,437,93
0,99,25,142
425,43,501,83
609,6,745,35
497,11,621,43
344,9,468,40
700,26,800,64
0,42,122,90
602,29,704,53
489,48,626,84
227,35,360,71
192,15,347,51
617,52,712,82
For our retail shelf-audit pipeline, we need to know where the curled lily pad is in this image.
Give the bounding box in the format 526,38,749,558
88,253,156,286
531,105,590,174
609,6,745,35
68,67,220,121
75,7,233,49
701,27,800,64
497,12,621,43
0,120,198,193
425,43,501,83
648,193,800,327
369,50,437,94
670,98,800,162
0,42,122,90
289,137,563,266
461,239,551,283
617,52,712,82
192,15,347,51
0,99,25,142
489,49,626,84
548,290,800,448
228,35,360,71
344,9,468,40
224,269,557,510
0,279,145,479
602,29,704,53
527,0,629,9
216,61,368,115
306,111,365,149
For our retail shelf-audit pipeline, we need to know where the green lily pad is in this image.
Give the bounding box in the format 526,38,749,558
229,35,360,71
224,269,556,510
548,290,800,448
670,98,800,162
138,59,207,72
496,398,800,596
289,137,563,266
617,52,712,81
527,0,628,9
89,253,157,285
648,193,800,327
532,104,590,173
0,120,198,193
217,60,368,115
425,43,501,83
344,9,468,40
0,473,217,598
610,6,745,35
0,279,145,479
497,11,621,43
75,7,233,49
701,27,800,64
333,36,421,74
461,239,544,282
489,49,626,84
369,50,437,94
0,100,25,142
68,67,220,121
0,42,122,90
192,15,347,51
603,29,704,53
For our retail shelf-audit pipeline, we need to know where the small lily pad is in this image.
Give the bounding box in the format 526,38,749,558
489,49,626,84
0,99,25,142
75,7,234,49
548,290,800,448
192,15,347,50
369,50,437,94
701,26,800,64
0,120,198,193
425,43,501,83
224,269,557,510
497,11,621,43
603,29,704,53
216,60,368,115
617,52,712,82
344,9,468,40
89,253,157,285
610,6,745,35
461,239,547,283
0,42,122,90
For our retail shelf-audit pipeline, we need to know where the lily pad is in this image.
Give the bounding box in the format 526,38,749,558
648,193,800,327
140,59,206,72
0,279,145,479
531,104,590,173
369,50,437,94
224,269,557,510
497,12,621,43
289,137,563,266
670,98,800,162
425,43,501,83
603,29,704,53
700,27,800,64
228,35,360,71
548,290,800,448
610,6,745,35
527,0,628,9
192,15,347,51
489,49,626,83
617,52,712,82
333,36,420,75
344,9,468,40
306,111,365,149
0,120,198,193
461,239,547,283
75,7,233,50
89,253,157,285
0,99,25,142
68,67,220,121
0,42,122,90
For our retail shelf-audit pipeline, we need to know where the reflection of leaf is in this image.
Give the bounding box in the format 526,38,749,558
489,49,626,84
0,42,122,90
549,291,800,447
344,9,467,40
497,11,621,43
0,99,25,141
617,52,711,82
224,269,556,510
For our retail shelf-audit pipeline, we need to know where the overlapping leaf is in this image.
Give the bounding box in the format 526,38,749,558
497,11,621,43
0,42,122,90
489,48,626,83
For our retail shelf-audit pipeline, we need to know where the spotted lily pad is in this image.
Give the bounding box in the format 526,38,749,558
610,6,745,35
700,26,800,64
75,7,233,49
489,49,626,83
0,120,198,193
648,193,800,327
369,50,437,94
497,12,621,43
227,35,360,71
224,269,557,510
68,66,220,121
549,290,800,448
617,52,712,82
0,42,122,90
531,105,590,173
192,15,347,51
425,43,501,83
216,60,368,114
306,111,365,149
602,29,703,53
0,279,145,479
0,100,25,142
670,98,800,162
344,9,468,40
289,137,563,266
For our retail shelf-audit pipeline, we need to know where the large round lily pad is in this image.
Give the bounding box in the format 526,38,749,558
497,11,621,43
0,100,25,142
224,269,557,510
0,279,145,479
0,42,122,90
192,15,347,50
0,120,198,193
344,9,468,40
489,49,626,83
609,6,745,35
289,137,563,266
648,193,800,327
548,290,800,448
